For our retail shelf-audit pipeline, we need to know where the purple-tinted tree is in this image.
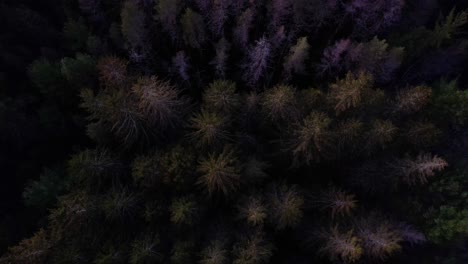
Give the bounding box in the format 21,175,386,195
211,38,230,78
320,38,404,82
233,8,254,49
243,37,271,87
269,25,287,51
344,0,405,35
172,51,190,82
269,0,292,29
209,0,230,37
319,39,352,75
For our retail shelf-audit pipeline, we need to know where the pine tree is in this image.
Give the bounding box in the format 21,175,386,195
232,232,274,264
395,85,432,114
261,85,299,122
1,229,50,264
233,8,254,49
283,37,310,78
172,51,190,81
96,56,128,89
131,153,161,188
238,195,268,226
329,72,374,114
433,8,468,48
291,111,334,165
190,110,230,147
209,0,230,37
393,153,448,185
197,148,241,196
203,80,240,114
268,184,304,229
180,8,206,49
355,217,402,260
170,240,194,264
155,0,182,41
243,37,271,87
366,119,398,151
200,240,229,264
132,75,187,131
102,188,138,221
130,235,162,264
319,227,363,263
211,38,230,78
314,188,357,218
344,0,405,35
121,0,147,50
170,196,199,226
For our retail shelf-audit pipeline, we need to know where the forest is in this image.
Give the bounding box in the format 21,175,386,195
0,0,467,263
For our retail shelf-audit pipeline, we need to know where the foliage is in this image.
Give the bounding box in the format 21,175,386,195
2,1,468,263
132,75,187,131
423,171,468,243
200,240,229,264
393,153,448,185
170,196,199,225
283,37,310,77
96,56,128,89
329,72,374,114
197,148,241,196
319,227,363,263
430,79,468,126
191,110,230,147
232,232,274,264
60,53,96,87
181,8,206,49
291,111,334,165
0,229,50,264
23,168,68,211
268,184,304,229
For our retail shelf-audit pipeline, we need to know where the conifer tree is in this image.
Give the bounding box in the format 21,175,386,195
232,232,274,264
393,153,448,185
319,227,363,263
243,37,271,87
329,72,374,114
181,8,206,49
283,37,310,78
132,75,187,131
238,195,268,226
268,184,304,229
211,38,230,78
96,56,128,89
200,240,229,264
121,0,148,58
155,0,182,42
261,85,299,122
191,110,230,147
233,8,254,49
170,196,199,226
291,111,334,164
197,148,241,196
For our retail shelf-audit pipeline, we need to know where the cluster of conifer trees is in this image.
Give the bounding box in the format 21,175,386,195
0,0,467,263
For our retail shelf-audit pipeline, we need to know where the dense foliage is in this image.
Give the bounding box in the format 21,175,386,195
1,0,467,263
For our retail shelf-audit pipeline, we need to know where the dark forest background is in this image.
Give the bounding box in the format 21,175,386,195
0,0,468,263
